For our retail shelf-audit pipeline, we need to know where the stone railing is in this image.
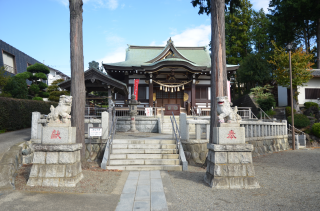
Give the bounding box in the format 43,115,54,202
179,113,290,163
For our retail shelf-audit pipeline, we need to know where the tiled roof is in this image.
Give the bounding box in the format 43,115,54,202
312,69,320,77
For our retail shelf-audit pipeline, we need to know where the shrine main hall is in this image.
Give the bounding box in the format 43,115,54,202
103,38,239,113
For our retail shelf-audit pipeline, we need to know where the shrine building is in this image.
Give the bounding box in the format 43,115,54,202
103,38,239,114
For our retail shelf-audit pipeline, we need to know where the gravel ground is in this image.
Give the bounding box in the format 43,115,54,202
15,164,123,194
163,148,320,211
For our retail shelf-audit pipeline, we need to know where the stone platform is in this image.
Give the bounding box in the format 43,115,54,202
27,143,83,187
204,143,260,189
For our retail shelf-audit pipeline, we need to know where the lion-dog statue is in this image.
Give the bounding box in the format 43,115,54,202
217,96,241,123
47,95,72,124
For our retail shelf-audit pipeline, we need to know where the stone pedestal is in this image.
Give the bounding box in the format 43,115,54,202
204,123,259,189
27,126,83,187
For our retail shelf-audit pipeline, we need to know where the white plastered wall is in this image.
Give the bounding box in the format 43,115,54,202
297,77,320,105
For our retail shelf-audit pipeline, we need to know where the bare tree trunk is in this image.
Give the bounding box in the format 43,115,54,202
293,87,300,112
210,0,226,143
69,0,86,160
317,18,320,69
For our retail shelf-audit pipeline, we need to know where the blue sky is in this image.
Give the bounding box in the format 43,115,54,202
0,0,270,76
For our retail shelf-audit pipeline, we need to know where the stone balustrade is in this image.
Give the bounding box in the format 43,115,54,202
179,113,290,163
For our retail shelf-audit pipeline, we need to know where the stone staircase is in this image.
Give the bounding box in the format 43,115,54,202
106,139,182,171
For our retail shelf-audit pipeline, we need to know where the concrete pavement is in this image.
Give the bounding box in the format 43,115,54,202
116,171,168,211
0,128,30,160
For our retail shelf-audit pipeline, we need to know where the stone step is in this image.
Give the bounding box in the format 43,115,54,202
109,159,180,166
112,148,178,154
106,165,182,171
112,144,177,149
110,154,179,160
113,139,175,144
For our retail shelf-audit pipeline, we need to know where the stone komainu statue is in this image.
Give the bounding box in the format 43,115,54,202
216,96,242,123
47,95,72,124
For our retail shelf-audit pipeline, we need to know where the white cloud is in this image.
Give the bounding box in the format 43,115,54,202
163,25,211,47
98,46,126,64
250,0,270,13
56,0,119,10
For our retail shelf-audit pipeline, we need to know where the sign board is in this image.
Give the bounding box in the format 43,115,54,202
145,107,152,116
89,127,102,137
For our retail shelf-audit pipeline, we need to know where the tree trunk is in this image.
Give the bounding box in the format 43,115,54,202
69,0,86,160
317,18,320,69
210,0,226,143
293,87,300,112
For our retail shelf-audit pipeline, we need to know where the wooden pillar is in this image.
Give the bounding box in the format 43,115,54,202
149,81,153,107
191,83,195,109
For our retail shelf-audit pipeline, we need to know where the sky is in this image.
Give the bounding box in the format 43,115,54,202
0,0,270,77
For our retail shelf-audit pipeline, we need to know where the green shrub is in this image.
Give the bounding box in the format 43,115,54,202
32,97,43,101
265,109,276,117
285,106,296,117
3,77,28,99
287,114,310,128
0,97,58,131
304,102,319,109
48,90,69,102
257,97,276,112
312,123,320,138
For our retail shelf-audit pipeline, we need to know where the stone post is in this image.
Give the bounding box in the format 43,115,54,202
204,123,260,189
179,113,187,141
101,112,109,142
31,112,41,140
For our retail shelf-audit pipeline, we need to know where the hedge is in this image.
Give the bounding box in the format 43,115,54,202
304,102,319,109
0,97,58,131
312,123,320,138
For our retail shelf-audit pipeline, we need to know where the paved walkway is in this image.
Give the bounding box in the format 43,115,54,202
116,171,168,211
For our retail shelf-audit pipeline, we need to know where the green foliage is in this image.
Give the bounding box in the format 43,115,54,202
0,66,11,90
32,97,43,101
3,77,28,99
225,0,253,65
304,102,319,109
15,72,32,80
311,123,320,138
285,106,296,117
257,97,276,112
27,63,50,74
38,82,48,90
39,91,50,98
287,114,310,129
237,54,271,86
48,90,70,102
191,0,241,15
47,79,69,102
265,109,276,117
268,43,314,89
250,85,274,100
29,84,40,95
0,97,57,131
24,63,50,98
47,79,65,93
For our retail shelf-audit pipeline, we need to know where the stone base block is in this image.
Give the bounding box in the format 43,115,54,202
204,173,260,189
42,126,76,144
204,143,259,189
213,126,245,144
27,172,83,187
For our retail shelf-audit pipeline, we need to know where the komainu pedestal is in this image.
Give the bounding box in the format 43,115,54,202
204,123,259,189
27,95,83,187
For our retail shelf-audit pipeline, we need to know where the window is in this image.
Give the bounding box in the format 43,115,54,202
2,51,15,74
138,87,146,100
116,93,125,100
196,87,208,99
305,88,320,99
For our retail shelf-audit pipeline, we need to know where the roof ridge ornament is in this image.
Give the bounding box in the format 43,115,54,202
167,37,173,45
